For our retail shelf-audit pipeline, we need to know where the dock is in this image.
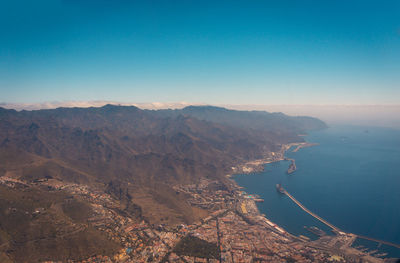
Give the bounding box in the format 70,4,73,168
355,234,400,250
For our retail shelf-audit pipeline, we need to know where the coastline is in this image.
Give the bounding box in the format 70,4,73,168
227,140,390,262
231,141,318,176
3,130,395,262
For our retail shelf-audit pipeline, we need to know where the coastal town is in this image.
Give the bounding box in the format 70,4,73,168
231,142,317,175
0,142,396,262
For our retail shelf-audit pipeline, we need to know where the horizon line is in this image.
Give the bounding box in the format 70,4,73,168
1,101,400,111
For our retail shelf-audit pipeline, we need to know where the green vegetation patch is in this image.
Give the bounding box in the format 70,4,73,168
173,235,220,259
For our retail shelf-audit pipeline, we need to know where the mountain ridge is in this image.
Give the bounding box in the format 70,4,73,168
0,104,327,261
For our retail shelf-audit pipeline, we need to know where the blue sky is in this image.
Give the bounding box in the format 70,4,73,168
1,0,399,105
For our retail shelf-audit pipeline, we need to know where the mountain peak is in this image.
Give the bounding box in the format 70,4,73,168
183,105,229,112
99,104,140,112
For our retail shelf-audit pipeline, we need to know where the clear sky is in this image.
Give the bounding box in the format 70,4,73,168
1,0,399,105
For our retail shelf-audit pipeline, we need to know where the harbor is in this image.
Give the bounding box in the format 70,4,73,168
234,126,400,259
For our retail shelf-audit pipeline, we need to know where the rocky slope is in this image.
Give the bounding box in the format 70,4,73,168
0,104,327,261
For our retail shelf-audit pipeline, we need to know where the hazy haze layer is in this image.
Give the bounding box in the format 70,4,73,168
1,102,399,129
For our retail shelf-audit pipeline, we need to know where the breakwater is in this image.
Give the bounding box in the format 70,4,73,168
281,187,340,232
282,186,400,250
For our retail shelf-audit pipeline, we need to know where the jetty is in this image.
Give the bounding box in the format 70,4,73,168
280,187,340,232
280,186,400,250
292,142,319,152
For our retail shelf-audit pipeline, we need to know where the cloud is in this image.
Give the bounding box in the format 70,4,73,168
0,101,205,111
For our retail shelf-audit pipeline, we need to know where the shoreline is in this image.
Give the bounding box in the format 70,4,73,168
227,141,391,262
231,141,318,176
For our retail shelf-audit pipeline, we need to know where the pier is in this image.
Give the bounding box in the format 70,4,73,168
280,186,400,250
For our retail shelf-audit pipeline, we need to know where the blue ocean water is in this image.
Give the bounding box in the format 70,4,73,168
234,125,400,258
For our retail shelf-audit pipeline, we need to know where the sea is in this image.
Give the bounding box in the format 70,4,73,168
233,125,400,258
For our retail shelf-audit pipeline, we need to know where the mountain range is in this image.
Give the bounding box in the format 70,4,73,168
0,105,326,261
